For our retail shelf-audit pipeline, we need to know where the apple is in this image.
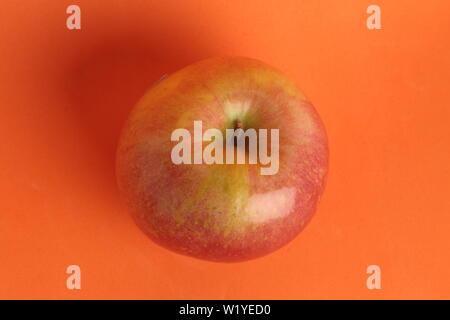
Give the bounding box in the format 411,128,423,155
116,57,328,262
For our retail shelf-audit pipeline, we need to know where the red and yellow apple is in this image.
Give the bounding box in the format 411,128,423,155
116,57,328,262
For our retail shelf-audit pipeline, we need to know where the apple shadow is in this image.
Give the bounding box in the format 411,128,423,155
61,23,216,193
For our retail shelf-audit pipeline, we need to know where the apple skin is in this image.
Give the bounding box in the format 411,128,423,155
116,57,328,262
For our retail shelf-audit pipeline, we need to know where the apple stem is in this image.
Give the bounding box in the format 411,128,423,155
233,120,243,130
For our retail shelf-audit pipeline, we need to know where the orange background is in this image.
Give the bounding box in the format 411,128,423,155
0,0,449,299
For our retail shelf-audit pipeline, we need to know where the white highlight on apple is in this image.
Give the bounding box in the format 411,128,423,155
246,187,296,223
171,120,279,175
